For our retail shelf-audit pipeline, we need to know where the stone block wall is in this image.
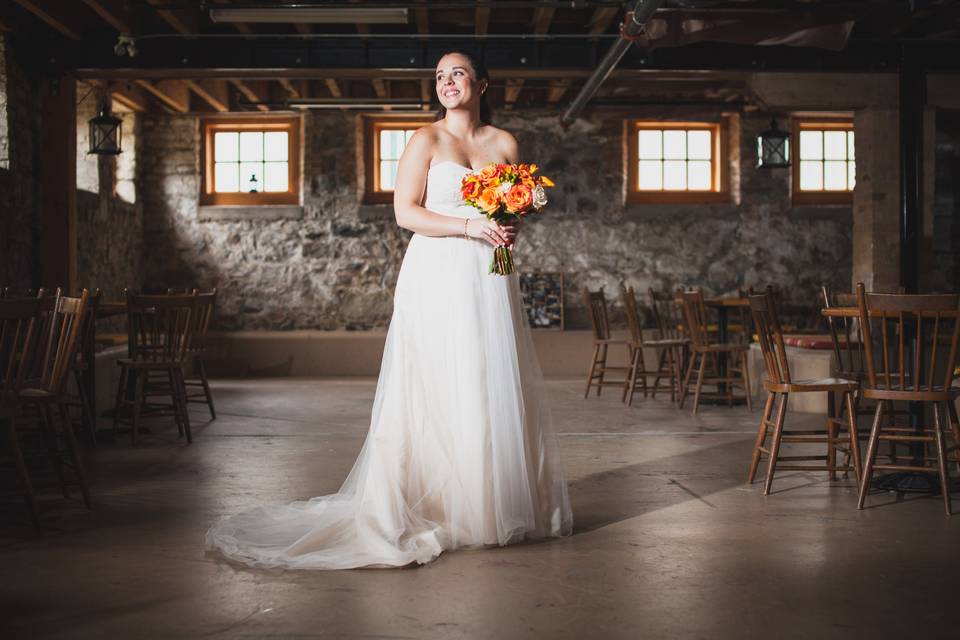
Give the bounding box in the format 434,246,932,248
140,105,852,330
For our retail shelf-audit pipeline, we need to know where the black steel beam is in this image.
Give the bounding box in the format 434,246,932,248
899,44,924,294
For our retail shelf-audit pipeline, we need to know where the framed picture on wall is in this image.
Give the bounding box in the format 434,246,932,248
519,272,564,330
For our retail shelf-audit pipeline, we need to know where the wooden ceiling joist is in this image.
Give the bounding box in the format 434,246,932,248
420,79,432,111
145,0,197,35
185,79,229,112
209,0,252,34
504,78,525,108
547,79,572,103
109,82,148,112
475,2,490,38
414,0,429,37
12,0,83,40
230,80,270,112
324,78,343,98
588,6,621,36
532,3,556,36
135,79,189,113
82,0,133,34
278,79,301,100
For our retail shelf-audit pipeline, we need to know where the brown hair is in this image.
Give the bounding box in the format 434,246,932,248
433,50,492,125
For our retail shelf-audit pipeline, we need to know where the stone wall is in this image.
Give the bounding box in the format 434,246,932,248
0,36,41,288
140,104,852,330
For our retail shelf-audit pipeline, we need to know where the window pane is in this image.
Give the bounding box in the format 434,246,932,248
214,132,239,162
847,131,855,160
687,131,711,160
240,162,263,191
264,162,288,192
824,131,847,160
214,162,239,192
663,130,686,160
799,131,823,160
848,161,856,190
688,161,712,190
638,130,662,159
663,160,687,189
264,132,288,161
638,161,662,190
239,132,263,161
799,161,823,190
380,160,399,190
823,160,847,190
380,130,406,161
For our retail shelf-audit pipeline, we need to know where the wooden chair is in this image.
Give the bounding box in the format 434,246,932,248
621,285,684,405
183,289,217,420
0,297,45,532
649,288,690,392
67,288,102,445
113,292,198,445
854,283,960,515
583,288,631,398
677,289,753,415
18,291,93,513
747,290,862,495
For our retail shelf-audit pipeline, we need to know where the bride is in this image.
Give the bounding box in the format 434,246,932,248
206,50,573,569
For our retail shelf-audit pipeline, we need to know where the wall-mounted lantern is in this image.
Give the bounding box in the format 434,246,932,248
757,118,790,169
248,173,259,193
88,104,122,155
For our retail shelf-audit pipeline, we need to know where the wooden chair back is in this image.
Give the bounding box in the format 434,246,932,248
821,285,866,380
189,289,217,355
620,285,644,345
649,288,684,341
584,288,612,341
33,291,90,396
677,289,712,349
125,291,198,364
749,290,792,386
855,282,960,395
0,298,43,409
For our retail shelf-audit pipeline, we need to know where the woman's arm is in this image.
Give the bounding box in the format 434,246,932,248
393,129,512,246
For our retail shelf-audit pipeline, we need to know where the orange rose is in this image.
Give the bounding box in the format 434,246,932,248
460,177,481,200
478,165,500,187
504,183,533,213
477,186,501,213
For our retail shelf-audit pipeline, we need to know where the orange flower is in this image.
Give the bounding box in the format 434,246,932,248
538,175,555,188
477,186,501,213
460,176,481,200
504,183,533,213
478,165,501,187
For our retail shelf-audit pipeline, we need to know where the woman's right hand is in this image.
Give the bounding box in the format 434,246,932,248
465,218,516,247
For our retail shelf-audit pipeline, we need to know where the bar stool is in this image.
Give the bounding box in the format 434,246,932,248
583,288,631,398
620,285,684,405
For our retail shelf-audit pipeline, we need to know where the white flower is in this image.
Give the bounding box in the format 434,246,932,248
498,181,512,195
533,184,548,208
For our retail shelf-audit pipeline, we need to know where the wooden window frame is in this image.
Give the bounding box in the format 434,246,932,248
200,116,301,206
362,114,435,205
626,120,729,205
791,119,854,206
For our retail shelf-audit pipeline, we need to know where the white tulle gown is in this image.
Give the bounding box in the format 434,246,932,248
206,160,573,569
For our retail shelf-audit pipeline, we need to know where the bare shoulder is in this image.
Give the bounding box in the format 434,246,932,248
484,125,520,162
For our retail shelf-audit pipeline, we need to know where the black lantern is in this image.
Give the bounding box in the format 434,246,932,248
248,173,259,193
87,104,122,155
757,118,789,169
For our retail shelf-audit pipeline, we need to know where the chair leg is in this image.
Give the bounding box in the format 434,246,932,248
112,366,129,439
168,369,185,438
827,417,838,482
748,392,776,484
198,359,216,420
933,403,952,516
651,349,666,400
947,400,960,473
39,402,70,500
584,344,600,399
74,368,97,446
691,353,706,416
623,345,637,404
845,391,863,486
174,368,193,444
596,343,608,396
58,401,92,509
740,351,753,412
763,393,789,496
5,417,41,534
131,371,144,447
679,351,697,409
857,402,886,510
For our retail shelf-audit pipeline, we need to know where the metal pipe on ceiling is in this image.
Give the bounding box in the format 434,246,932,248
561,0,665,124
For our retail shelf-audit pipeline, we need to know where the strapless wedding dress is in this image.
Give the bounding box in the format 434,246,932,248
206,161,573,569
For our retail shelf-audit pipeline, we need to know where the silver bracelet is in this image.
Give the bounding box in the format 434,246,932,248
463,218,469,237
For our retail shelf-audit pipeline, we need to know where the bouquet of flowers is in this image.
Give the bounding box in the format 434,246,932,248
459,162,555,275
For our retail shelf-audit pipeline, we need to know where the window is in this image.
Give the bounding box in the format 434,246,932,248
626,121,728,204
201,117,300,206
363,116,434,204
792,120,854,205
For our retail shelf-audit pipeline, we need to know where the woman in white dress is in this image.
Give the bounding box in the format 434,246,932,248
206,51,573,570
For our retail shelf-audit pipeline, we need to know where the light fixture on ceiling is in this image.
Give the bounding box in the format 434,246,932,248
757,118,790,169
209,6,409,24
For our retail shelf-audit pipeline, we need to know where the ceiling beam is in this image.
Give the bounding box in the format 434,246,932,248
414,0,429,38
109,82,149,112
12,0,83,40
547,78,571,103
184,79,229,112
277,78,300,99
532,2,556,36
230,79,270,112
324,78,343,98
145,0,197,35
295,24,312,35
82,0,133,34
475,2,490,38
420,79,432,111
588,6,620,36
504,78,524,108
135,79,190,113
209,0,253,34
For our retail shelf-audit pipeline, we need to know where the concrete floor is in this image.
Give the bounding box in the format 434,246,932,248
2,378,958,639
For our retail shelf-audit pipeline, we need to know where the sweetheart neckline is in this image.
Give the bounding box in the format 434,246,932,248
428,160,474,173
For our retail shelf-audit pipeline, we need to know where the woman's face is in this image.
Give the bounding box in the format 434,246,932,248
435,54,486,112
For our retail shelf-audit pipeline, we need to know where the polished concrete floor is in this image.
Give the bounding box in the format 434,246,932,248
2,378,958,639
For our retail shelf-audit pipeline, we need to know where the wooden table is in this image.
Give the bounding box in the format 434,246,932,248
704,297,750,397
80,301,127,441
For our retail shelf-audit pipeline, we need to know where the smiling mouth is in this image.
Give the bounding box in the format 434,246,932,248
443,90,460,97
